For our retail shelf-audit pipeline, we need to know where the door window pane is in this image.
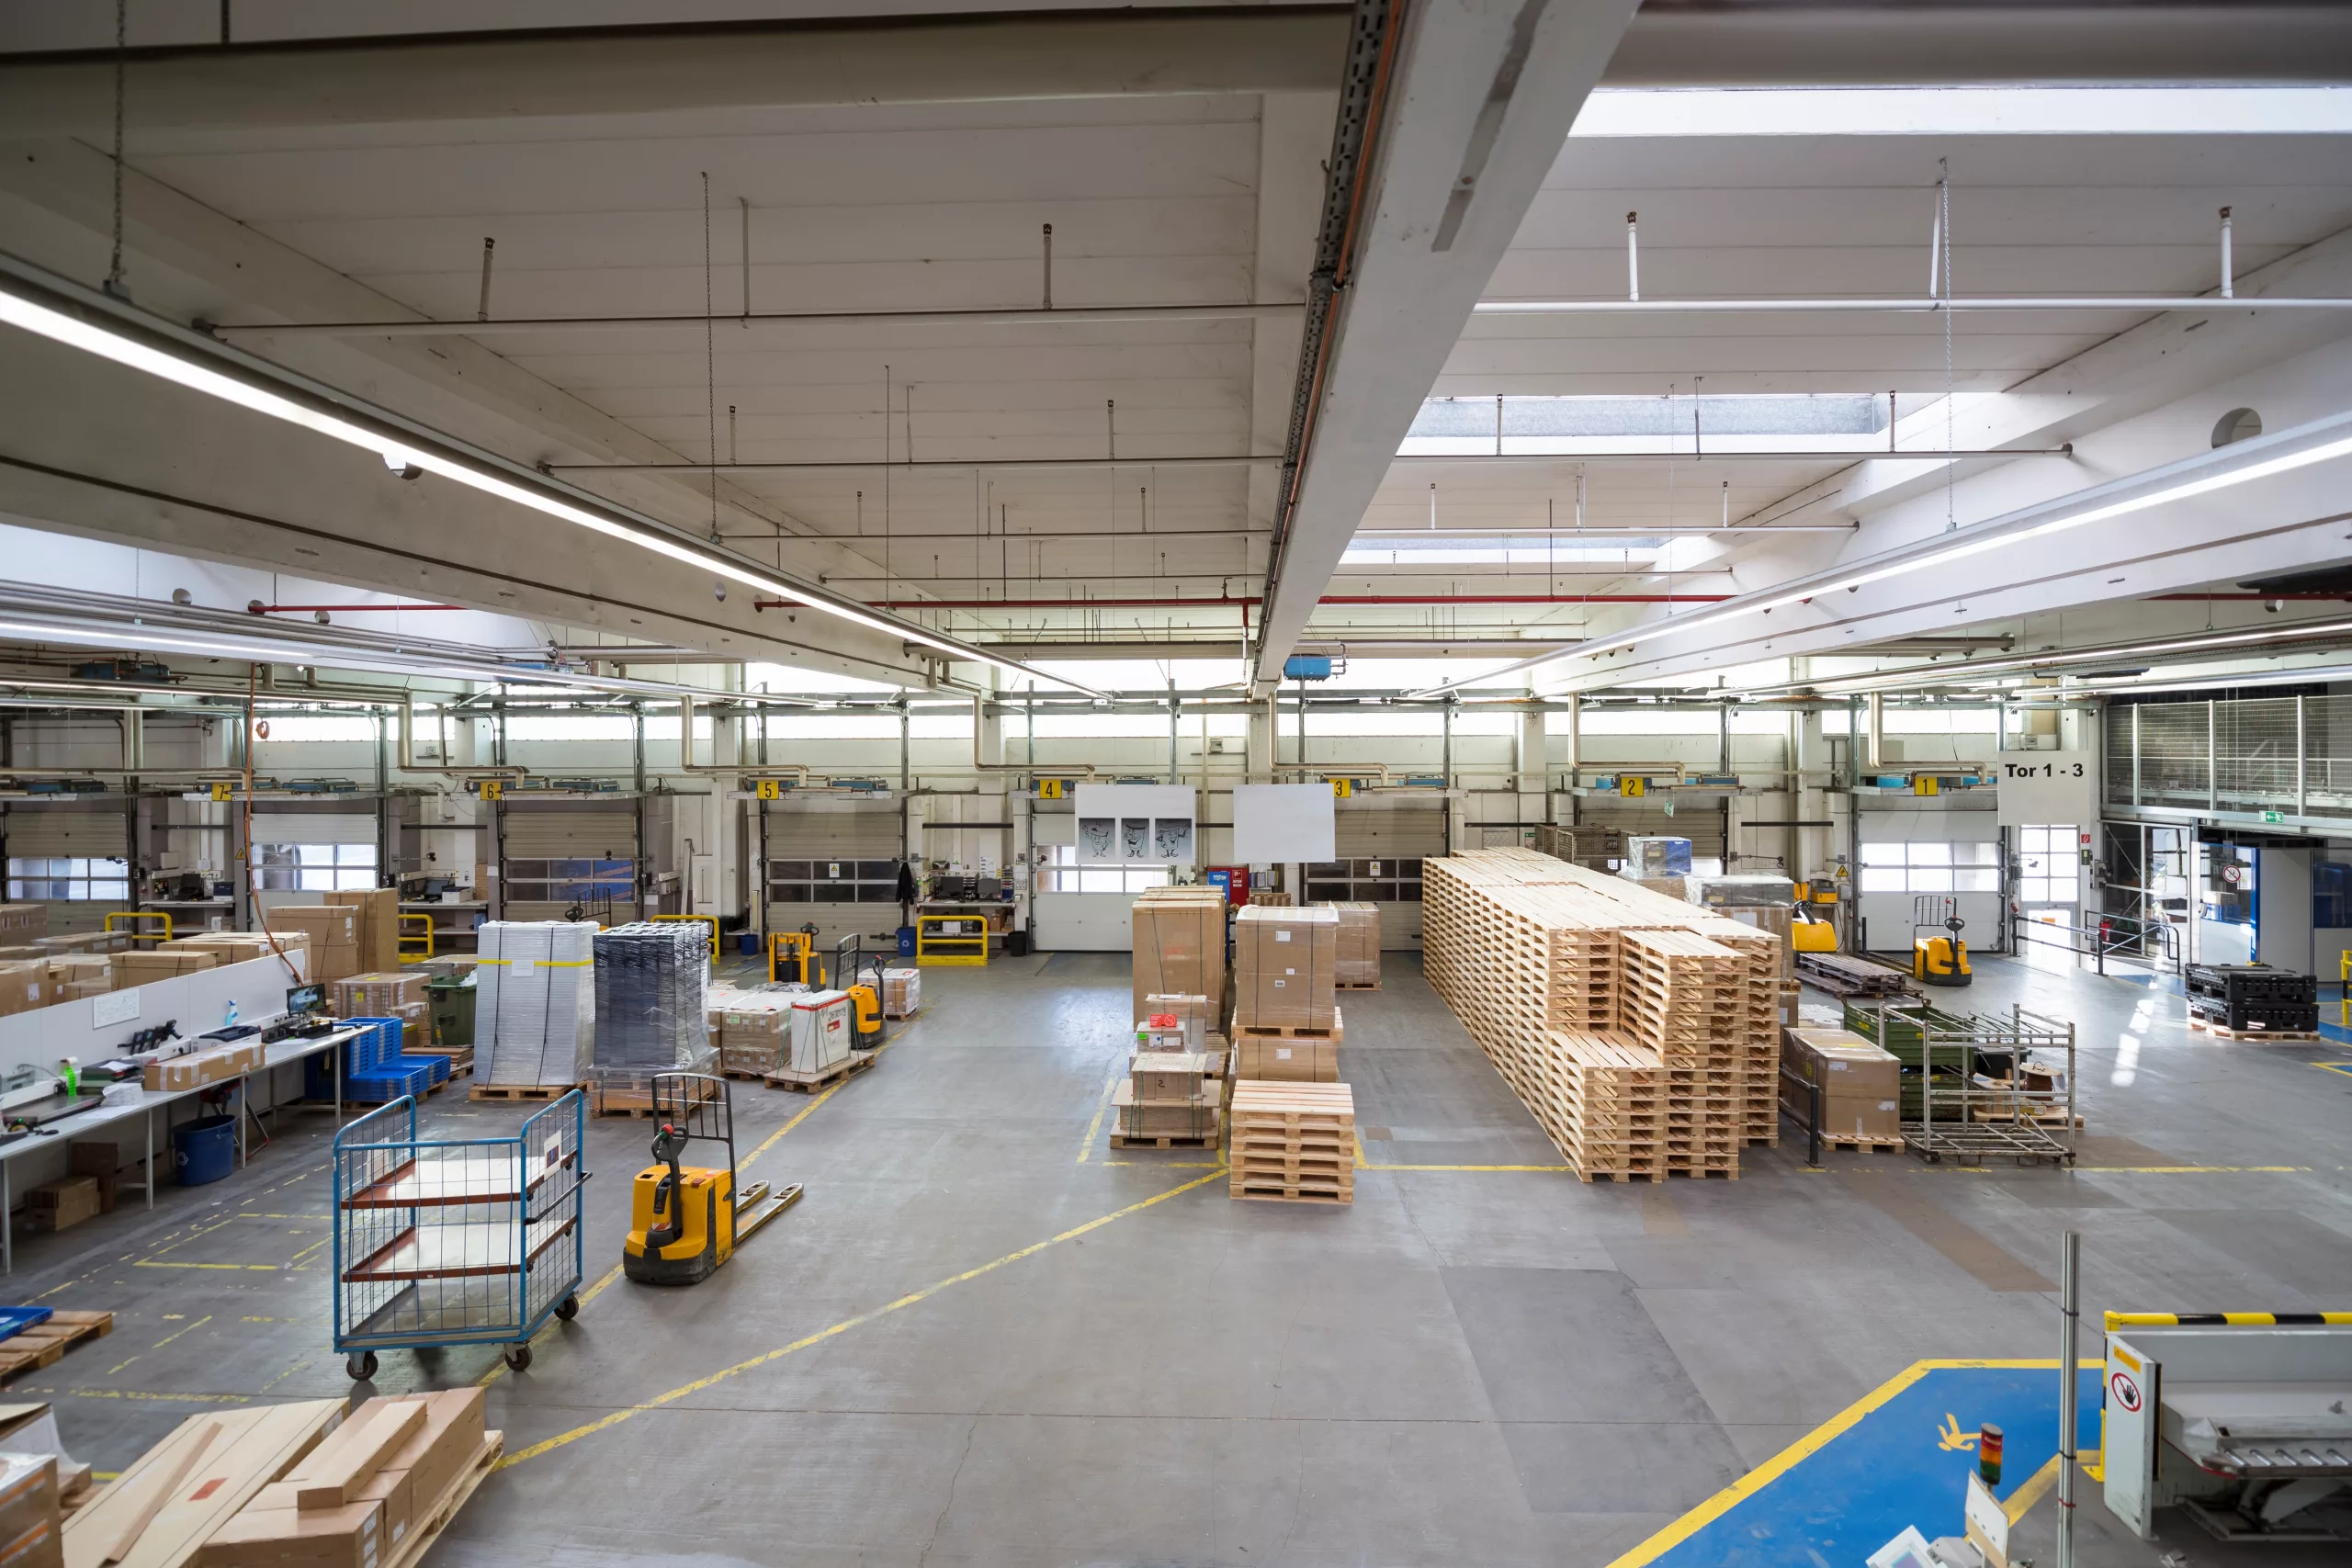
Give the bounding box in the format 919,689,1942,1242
1860,867,1905,893
1906,842,1951,866
1860,842,1905,866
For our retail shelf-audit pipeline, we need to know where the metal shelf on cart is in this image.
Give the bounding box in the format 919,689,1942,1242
342,1150,578,1210
343,1214,578,1282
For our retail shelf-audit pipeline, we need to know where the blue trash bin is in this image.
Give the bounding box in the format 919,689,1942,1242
173,1114,236,1187
739,931,762,955
897,925,917,957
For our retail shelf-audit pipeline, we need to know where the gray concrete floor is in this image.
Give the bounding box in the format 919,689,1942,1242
6,948,2350,1566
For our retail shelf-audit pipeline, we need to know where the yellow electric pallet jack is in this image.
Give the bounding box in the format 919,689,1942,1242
623,1072,802,1286
1911,897,1973,987
831,932,889,1049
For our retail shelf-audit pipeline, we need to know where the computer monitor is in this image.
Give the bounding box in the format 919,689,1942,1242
285,983,325,1017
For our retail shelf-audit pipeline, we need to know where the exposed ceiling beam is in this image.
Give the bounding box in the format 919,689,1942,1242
1603,5,2352,87
3,4,2330,141
0,8,1355,134
1251,0,1644,691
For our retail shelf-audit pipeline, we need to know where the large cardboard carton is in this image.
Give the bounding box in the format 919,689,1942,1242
0,905,48,941
1233,1035,1338,1082
1110,1080,1220,1140
231,1390,483,1567
114,950,219,990
172,931,308,973
332,974,425,1019
1231,906,1338,1032
66,1145,117,1213
0,963,47,1018
1329,901,1380,987
1130,887,1226,1021
1129,1052,1209,1101
266,906,360,983
144,1039,265,1093
1781,1027,1901,1138
328,889,401,976
20,1179,99,1235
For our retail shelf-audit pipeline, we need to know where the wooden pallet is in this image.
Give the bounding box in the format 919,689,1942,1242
1818,1134,1905,1153
0,1309,113,1382
718,1065,777,1083
1230,1017,1345,1043
2187,1017,2321,1043
885,1006,922,1021
765,1050,878,1094
1231,1182,1351,1206
469,1082,580,1102
1109,1130,1221,1149
1334,980,1382,992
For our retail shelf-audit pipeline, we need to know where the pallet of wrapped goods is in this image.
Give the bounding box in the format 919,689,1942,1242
470,921,595,1091
1228,1080,1352,1204
589,923,712,1110
1112,1049,1220,1148
265,903,362,983
879,965,921,1020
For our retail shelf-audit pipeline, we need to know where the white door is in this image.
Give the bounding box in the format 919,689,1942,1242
1856,806,2001,954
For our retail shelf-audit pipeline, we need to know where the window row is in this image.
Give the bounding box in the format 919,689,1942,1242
6,854,130,902
255,842,379,894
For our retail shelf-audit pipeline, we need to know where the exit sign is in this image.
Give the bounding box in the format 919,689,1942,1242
2261,809,2286,824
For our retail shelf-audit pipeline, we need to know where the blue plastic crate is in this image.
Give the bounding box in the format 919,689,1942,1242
343,1061,435,1105
0,1306,53,1342
400,1053,453,1087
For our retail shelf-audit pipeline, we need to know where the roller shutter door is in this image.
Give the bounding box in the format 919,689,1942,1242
2,806,131,934
1569,800,1727,870
1855,804,2002,957
3,807,130,858
763,800,904,953
501,805,639,922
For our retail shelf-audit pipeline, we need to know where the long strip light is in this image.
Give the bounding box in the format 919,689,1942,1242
0,256,1107,701
1408,407,2352,699
1796,615,2352,696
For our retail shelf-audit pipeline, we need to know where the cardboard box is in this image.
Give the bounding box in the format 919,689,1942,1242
1130,888,1227,1021
1329,901,1380,987
230,1390,482,1567
879,967,920,1019
0,964,46,1018
172,931,308,973
328,889,401,976
0,1453,61,1568
200,1497,381,1568
0,905,48,940
115,950,220,989
718,1003,786,1077
1110,1080,1220,1139
1233,1035,1338,1083
266,907,362,983
42,957,111,990
1781,1028,1902,1137
21,1178,99,1235
65,1145,117,1214
332,973,425,1019
143,1039,265,1093
1230,905,1338,1032
1129,1052,1209,1100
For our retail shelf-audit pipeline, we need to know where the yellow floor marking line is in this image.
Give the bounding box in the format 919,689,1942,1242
57,1388,253,1404
497,1168,1227,1471
2004,1454,2063,1524
1076,1058,1122,1165
1102,1160,1222,1168
150,1314,210,1349
1605,1359,2097,1568
2312,1063,2352,1078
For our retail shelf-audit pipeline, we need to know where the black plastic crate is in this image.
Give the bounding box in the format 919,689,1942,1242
2185,963,2316,1008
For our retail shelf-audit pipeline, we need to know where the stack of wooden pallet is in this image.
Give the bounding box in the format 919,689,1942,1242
1422,849,1781,1180
1228,1080,1353,1204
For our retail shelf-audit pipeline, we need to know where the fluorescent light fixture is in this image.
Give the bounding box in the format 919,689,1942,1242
1804,616,2352,694
0,262,1107,701
1569,86,2352,140
1408,408,2352,698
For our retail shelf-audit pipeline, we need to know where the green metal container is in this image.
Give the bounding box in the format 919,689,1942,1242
426,976,477,1053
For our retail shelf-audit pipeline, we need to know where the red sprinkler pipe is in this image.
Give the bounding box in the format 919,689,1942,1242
800,593,1736,611
247,604,464,614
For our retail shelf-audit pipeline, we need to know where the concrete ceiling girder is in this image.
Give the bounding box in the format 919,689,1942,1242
1251,0,1643,690
0,9,1356,135
0,324,919,687
0,137,916,610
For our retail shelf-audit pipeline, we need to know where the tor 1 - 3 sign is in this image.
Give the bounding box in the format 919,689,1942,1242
1995,750,2093,828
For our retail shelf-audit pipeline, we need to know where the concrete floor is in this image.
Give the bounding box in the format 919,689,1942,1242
6,948,2351,1566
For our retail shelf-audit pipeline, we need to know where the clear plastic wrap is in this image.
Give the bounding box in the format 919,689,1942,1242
474,920,597,1087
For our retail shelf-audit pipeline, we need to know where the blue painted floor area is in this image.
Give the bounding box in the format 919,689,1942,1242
1635,1364,2103,1567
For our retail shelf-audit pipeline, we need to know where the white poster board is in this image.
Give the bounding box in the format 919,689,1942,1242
1072,784,1196,865
1233,784,1335,864
1996,751,2095,828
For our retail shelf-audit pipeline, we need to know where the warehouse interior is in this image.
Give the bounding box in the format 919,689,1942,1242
0,3,2347,1565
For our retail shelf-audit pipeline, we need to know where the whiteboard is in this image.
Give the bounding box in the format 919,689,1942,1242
1233,784,1335,863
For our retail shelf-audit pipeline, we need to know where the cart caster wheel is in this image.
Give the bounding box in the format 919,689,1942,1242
553,1294,579,1322
503,1344,532,1372
345,1352,379,1382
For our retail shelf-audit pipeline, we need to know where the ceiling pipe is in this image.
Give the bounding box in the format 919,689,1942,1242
943,683,1096,777
856,593,1736,610
677,693,808,782
396,692,527,781
558,447,2064,475
559,455,1277,474
213,302,1305,339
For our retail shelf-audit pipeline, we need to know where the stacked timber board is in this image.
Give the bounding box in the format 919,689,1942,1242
1423,849,1781,1179
1228,1080,1353,1204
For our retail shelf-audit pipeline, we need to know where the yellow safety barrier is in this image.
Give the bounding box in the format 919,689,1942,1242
2104,1310,2352,1330
399,912,435,960
104,910,174,948
2341,950,2349,1026
653,907,715,968
916,912,988,967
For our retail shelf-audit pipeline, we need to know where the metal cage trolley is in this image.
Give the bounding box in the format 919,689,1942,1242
331,1089,589,1379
